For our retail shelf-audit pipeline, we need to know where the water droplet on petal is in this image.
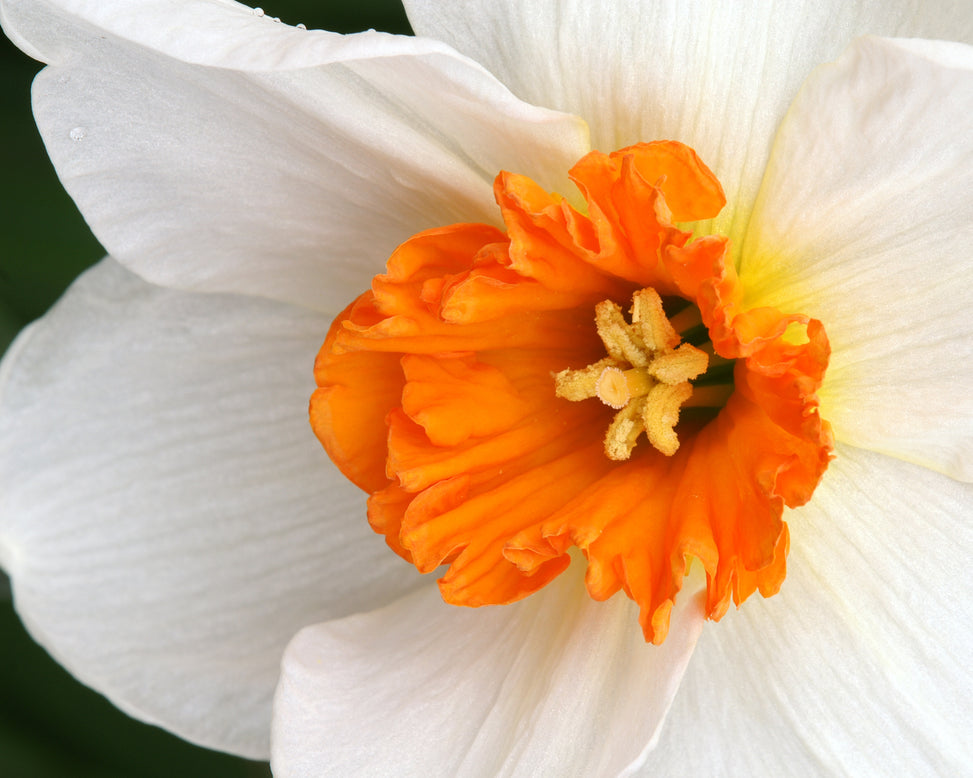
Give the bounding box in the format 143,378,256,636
252,7,264,16
272,16,281,23
69,126,86,141
296,23,307,30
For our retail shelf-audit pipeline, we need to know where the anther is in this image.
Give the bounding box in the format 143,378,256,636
554,287,715,460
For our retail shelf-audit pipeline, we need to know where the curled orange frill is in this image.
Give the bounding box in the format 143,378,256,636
311,141,834,643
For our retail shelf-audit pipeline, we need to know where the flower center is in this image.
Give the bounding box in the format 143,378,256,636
311,141,834,644
554,288,730,459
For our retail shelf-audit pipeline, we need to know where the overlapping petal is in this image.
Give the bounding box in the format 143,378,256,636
0,0,970,773
272,561,706,778
650,445,973,776
404,0,973,254
0,0,589,312
0,259,425,757
741,36,973,480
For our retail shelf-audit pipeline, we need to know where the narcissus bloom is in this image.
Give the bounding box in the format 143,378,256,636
1,1,971,776
313,140,834,646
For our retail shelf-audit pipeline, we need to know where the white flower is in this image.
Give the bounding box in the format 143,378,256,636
0,0,971,775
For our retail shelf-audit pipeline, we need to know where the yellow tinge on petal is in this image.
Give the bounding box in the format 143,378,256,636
311,141,834,643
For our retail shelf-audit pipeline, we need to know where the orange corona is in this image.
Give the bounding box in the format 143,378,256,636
311,141,834,644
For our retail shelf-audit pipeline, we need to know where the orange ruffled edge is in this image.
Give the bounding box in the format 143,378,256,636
312,141,834,643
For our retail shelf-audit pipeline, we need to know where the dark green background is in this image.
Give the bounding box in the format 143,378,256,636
0,2,410,775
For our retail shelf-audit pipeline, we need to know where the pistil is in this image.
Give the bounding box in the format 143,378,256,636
595,366,652,409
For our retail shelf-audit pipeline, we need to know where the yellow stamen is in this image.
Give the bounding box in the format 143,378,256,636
555,287,714,460
648,343,709,385
596,300,650,366
553,357,623,402
631,289,680,352
604,399,646,461
643,381,693,456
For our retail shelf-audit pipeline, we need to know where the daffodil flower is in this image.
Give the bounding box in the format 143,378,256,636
1,0,971,775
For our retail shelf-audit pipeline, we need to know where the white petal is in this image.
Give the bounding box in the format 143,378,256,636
404,0,973,255
0,258,423,758
272,560,706,777
650,445,973,776
1,0,589,311
741,37,973,480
